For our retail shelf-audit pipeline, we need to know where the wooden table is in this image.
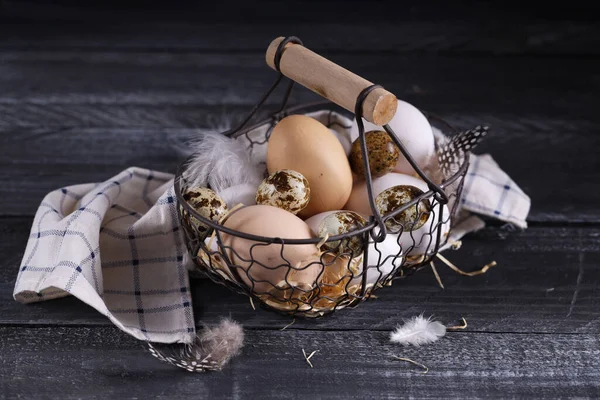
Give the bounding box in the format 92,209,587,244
1,2,599,398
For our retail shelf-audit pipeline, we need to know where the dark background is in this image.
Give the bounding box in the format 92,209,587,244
2,0,600,20
1,1,599,399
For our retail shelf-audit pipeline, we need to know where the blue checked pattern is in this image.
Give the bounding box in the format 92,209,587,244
13,167,196,344
461,153,530,229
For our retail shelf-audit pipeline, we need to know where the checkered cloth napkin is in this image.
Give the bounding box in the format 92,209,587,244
461,153,530,229
13,167,196,344
439,152,531,251
13,131,530,345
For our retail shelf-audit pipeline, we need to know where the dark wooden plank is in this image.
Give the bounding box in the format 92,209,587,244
0,52,598,121
1,113,598,222
3,0,598,24
0,52,598,220
1,20,599,56
3,218,600,334
1,326,599,399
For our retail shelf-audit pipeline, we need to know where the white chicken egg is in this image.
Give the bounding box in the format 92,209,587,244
349,227,404,288
350,99,435,175
399,202,451,262
255,169,310,215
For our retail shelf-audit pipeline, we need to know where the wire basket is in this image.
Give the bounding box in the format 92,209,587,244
174,37,472,318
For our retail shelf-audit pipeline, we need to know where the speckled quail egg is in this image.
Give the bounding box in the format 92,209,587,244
255,169,310,215
305,210,367,257
182,186,228,231
349,130,400,179
375,185,431,233
350,99,435,175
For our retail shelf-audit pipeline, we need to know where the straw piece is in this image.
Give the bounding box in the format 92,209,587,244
447,317,468,330
316,233,330,252
429,261,445,289
302,349,319,368
391,355,429,374
281,319,296,331
436,253,497,277
219,202,245,224
450,240,462,250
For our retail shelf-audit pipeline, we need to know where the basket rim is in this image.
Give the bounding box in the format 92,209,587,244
174,101,469,245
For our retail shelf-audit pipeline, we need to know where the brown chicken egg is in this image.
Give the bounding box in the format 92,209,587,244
349,130,400,179
221,205,322,296
266,115,353,218
255,169,310,214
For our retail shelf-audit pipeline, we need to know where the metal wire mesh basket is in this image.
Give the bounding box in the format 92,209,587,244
174,36,474,318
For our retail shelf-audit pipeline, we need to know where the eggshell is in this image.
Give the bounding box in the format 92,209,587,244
375,185,430,233
345,173,451,260
349,130,400,179
217,183,257,209
399,203,451,260
347,228,404,288
364,234,403,286
304,210,366,257
310,226,404,310
221,205,322,295
255,169,310,214
350,100,435,175
182,186,228,231
199,236,235,282
344,173,429,216
267,115,353,218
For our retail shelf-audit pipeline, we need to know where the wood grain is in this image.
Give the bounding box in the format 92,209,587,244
1,9,599,56
1,111,598,222
0,53,598,220
0,52,597,121
1,326,599,399
3,218,599,334
0,8,597,398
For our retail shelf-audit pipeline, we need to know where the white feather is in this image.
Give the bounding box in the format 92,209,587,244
390,314,446,347
182,131,265,193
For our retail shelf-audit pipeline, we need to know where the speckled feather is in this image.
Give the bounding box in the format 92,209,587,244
438,125,489,177
147,318,244,372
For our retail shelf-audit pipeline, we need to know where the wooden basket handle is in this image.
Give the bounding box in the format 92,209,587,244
266,36,398,126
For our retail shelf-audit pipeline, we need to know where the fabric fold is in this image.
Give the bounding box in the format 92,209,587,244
14,167,196,344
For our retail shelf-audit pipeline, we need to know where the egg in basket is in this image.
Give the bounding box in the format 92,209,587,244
174,36,487,317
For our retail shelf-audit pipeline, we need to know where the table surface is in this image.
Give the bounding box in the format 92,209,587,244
1,2,599,399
